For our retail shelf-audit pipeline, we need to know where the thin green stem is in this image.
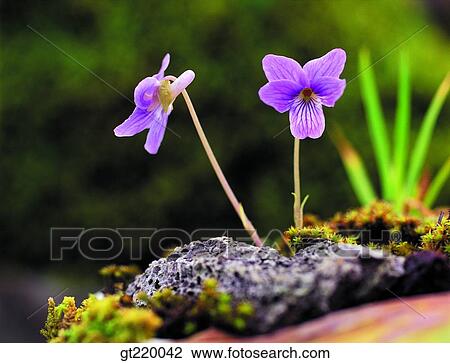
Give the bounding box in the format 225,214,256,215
174,84,262,246
293,138,302,229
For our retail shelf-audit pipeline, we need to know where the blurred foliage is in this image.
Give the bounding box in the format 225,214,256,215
333,52,449,210
1,0,449,266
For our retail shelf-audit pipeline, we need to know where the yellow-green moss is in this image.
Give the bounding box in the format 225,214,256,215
46,295,162,343
99,264,141,279
417,215,450,256
42,279,254,342
324,202,447,256
40,296,85,341
99,264,141,294
141,278,255,338
284,225,357,253
387,241,416,256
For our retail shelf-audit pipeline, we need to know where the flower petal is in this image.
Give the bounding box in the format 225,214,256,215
312,76,346,107
258,80,302,113
303,48,346,82
114,107,151,137
156,53,170,80
134,77,159,110
144,106,172,154
289,100,325,139
170,70,195,99
262,54,309,85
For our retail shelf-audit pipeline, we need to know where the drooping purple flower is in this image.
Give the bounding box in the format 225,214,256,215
114,54,195,154
258,49,346,139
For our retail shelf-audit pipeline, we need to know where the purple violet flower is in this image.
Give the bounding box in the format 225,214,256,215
258,49,346,139
114,54,195,154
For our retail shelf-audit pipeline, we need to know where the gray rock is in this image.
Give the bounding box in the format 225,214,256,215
127,237,449,334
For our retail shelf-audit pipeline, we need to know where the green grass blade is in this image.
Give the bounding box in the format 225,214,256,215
423,156,450,207
358,49,392,201
406,72,450,198
393,51,410,210
330,128,377,205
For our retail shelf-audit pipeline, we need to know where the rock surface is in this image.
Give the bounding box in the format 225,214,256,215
127,237,450,334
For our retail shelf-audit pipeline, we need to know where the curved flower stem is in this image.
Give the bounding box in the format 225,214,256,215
166,76,262,246
293,138,303,229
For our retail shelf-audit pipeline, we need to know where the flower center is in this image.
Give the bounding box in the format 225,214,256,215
300,87,314,101
158,80,173,112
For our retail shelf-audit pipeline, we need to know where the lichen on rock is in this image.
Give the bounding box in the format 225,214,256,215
127,236,450,334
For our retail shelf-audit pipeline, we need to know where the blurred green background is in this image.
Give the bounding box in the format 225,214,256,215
0,0,449,341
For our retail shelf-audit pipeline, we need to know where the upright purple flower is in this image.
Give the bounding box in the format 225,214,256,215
258,49,346,139
114,54,195,154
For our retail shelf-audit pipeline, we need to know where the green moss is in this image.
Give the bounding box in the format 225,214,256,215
418,215,450,256
324,202,449,256
43,279,254,342
140,288,193,338
283,203,448,257
99,264,141,279
444,244,450,255
139,278,254,338
46,295,162,343
99,264,141,294
40,298,59,341
236,302,254,316
387,241,416,256
285,225,357,253
40,296,84,341
329,202,398,243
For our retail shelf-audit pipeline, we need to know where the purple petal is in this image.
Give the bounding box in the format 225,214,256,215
170,70,195,99
312,77,346,107
144,106,172,154
156,53,170,80
258,80,302,113
134,77,159,110
303,48,346,82
262,54,309,85
289,100,325,139
114,107,151,137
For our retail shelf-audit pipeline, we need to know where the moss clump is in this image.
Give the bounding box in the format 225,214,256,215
387,241,416,256
99,264,141,279
136,288,194,337
42,279,254,342
284,225,357,254
329,202,400,243
44,295,162,343
137,278,254,338
197,279,254,333
326,202,444,255
417,215,450,256
99,264,141,294
40,296,81,341
285,203,447,258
